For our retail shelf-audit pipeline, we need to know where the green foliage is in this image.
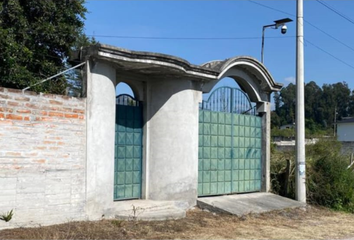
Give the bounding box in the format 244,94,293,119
270,142,277,154
0,209,13,222
272,81,354,132
66,34,97,97
271,126,329,139
0,0,88,94
307,154,354,212
306,138,341,157
271,112,281,129
271,128,295,138
273,83,296,126
271,139,354,212
270,150,295,198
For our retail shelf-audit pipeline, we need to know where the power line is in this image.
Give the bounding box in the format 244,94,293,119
86,34,294,40
86,1,354,53
83,1,354,71
316,0,354,25
304,20,354,53
248,0,354,71
248,0,295,17
305,39,354,70
248,0,354,53
86,1,354,52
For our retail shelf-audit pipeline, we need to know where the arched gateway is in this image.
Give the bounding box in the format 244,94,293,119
78,44,282,218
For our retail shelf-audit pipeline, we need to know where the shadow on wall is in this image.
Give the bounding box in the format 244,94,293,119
115,78,201,125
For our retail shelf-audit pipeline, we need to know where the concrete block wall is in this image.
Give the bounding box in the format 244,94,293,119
0,87,86,230
341,141,354,155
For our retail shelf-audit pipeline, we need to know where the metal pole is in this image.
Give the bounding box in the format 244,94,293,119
22,62,86,93
261,26,266,63
295,0,306,203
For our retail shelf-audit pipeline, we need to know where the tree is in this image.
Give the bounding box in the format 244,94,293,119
0,0,88,94
349,90,354,117
271,111,281,129
318,82,351,127
273,81,353,133
332,82,351,119
275,83,296,126
304,81,321,120
273,92,281,115
66,33,97,97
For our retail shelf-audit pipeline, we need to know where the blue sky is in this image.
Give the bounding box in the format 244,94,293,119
84,0,354,97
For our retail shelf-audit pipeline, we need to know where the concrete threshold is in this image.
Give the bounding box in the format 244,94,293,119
112,200,188,221
197,192,306,217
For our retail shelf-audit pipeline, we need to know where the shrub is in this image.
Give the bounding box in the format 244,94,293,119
307,154,354,212
271,128,295,138
306,138,342,157
271,139,354,212
270,148,296,199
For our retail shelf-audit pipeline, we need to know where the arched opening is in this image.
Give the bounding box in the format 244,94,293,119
202,56,281,104
116,82,135,98
202,77,238,99
114,82,143,200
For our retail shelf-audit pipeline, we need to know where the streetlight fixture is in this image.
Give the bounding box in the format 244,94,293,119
261,18,293,63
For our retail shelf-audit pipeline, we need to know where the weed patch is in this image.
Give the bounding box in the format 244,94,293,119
271,139,354,212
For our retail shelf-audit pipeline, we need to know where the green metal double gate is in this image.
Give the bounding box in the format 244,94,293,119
114,88,262,200
198,87,262,196
114,94,143,200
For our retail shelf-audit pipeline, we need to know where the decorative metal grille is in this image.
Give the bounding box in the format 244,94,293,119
200,87,256,115
116,94,141,107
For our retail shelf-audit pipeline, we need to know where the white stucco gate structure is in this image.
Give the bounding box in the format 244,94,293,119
0,42,288,231
81,44,282,218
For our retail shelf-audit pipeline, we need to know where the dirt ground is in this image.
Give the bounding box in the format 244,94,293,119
1,206,354,240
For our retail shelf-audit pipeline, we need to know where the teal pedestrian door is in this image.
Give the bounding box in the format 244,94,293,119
198,87,262,196
114,94,143,200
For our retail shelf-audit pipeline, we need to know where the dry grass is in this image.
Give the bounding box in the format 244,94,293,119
1,206,354,239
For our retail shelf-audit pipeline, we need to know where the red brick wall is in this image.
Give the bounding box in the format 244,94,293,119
0,87,87,229
0,87,85,123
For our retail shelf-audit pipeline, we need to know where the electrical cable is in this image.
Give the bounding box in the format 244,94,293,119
316,0,354,25
85,35,294,40
248,0,354,53
305,39,354,70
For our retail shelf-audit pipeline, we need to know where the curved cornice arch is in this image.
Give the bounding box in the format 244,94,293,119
77,44,282,102
202,56,283,92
